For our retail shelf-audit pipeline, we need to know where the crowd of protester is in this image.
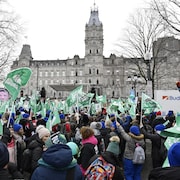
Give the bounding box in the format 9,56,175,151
0,95,180,180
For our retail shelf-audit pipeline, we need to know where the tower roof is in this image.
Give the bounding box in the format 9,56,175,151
87,3,102,26
19,44,33,60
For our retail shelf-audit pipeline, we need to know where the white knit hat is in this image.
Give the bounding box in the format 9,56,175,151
36,125,46,133
38,127,50,139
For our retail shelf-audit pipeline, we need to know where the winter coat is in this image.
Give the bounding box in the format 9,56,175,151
77,135,98,173
141,127,165,168
31,144,83,180
118,125,145,160
27,136,44,173
148,166,180,180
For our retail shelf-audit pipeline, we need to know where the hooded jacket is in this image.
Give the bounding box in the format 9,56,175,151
148,166,180,180
31,144,83,180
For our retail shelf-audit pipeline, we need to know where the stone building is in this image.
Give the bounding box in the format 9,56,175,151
11,5,180,100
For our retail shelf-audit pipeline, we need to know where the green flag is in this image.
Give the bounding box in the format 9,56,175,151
79,92,94,107
66,85,83,107
96,95,107,104
3,67,32,100
141,93,162,115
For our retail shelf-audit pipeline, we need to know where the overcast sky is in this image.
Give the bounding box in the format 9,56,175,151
8,0,146,60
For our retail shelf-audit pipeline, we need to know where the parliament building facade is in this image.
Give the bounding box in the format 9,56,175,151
11,5,180,100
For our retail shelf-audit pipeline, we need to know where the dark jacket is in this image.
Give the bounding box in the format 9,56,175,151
148,166,180,180
1,125,12,145
31,144,83,180
141,127,166,168
0,162,24,180
77,142,97,170
27,136,44,173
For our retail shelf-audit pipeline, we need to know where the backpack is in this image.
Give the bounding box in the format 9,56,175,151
22,148,32,172
84,155,115,180
132,143,145,164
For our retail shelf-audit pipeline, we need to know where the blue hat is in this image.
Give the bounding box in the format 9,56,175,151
59,114,65,119
43,117,48,122
19,107,24,112
0,142,9,169
22,113,29,119
110,114,115,118
168,142,180,167
13,123,23,132
130,125,140,135
36,114,42,119
167,110,173,117
154,124,165,131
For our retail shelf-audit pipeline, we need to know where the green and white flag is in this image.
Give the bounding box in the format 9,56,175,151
66,85,83,107
96,95,107,104
3,67,32,100
79,92,94,107
141,93,162,115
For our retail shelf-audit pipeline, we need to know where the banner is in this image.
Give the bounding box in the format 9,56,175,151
141,93,162,115
3,67,32,100
66,85,83,107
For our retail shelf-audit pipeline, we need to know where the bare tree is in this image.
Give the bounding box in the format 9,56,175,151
0,0,22,79
151,0,180,35
114,7,169,98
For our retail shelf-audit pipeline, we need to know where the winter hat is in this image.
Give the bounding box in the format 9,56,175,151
156,111,161,116
22,113,30,119
66,142,79,156
0,142,9,169
167,110,174,117
59,114,65,120
38,127,50,139
35,125,45,133
168,142,180,167
90,122,102,130
13,123,23,132
154,124,165,131
45,132,67,148
130,125,140,135
110,114,115,118
106,136,120,155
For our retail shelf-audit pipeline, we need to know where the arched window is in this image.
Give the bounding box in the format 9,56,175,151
97,79,99,84
90,50,91,54
89,79,91,83
112,91,115,97
76,71,78,76
97,69,99,74
97,49,98,54
89,69,91,74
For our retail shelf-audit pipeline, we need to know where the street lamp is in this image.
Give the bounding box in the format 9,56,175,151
144,52,151,80
127,74,141,97
144,52,152,97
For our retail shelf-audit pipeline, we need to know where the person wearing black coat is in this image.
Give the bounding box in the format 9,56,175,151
0,141,24,180
148,142,180,180
141,124,167,168
26,127,50,174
